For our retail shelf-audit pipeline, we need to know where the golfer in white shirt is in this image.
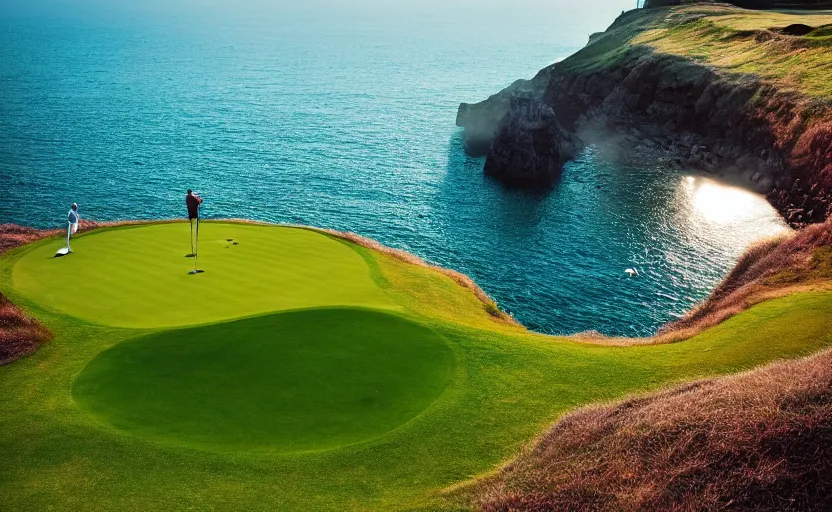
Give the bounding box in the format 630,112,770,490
66,203,79,253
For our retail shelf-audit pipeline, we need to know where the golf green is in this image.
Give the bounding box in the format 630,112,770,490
11,222,393,328
72,308,453,452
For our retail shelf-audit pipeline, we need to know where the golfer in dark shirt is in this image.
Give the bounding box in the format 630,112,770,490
186,189,203,257
186,189,202,220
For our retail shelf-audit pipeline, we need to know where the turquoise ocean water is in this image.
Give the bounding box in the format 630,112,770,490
0,1,789,335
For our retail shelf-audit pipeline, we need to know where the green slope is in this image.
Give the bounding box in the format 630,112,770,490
2,222,831,511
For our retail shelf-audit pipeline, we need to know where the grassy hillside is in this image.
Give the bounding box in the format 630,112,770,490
634,6,832,97
474,348,832,511
566,5,832,99
660,218,832,337
2,221,832,510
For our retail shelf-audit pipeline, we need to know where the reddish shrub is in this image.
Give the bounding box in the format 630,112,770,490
0,293,52,365
792,121,832,188
0,224,54,255
0,221,100,255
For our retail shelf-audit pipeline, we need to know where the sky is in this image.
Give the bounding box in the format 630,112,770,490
1,0,638,38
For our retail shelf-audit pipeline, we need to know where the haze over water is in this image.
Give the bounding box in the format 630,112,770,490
0,0,789,336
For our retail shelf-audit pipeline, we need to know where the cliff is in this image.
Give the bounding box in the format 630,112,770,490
457,5,832,227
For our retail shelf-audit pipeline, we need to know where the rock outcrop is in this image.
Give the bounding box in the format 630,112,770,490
456,6,832,227
483,97,576,184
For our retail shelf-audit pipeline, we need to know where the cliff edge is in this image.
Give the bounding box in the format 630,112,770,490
457,5,832,227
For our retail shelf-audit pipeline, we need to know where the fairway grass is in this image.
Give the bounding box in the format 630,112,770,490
2,222,832,511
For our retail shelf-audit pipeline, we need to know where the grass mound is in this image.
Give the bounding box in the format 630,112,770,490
474,348,832,512
73,308,452,452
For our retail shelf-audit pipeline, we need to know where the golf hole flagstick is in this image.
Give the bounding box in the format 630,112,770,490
190,205,204,275
188,218,195,258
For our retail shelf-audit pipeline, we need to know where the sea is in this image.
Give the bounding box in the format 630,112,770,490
0,0,790,336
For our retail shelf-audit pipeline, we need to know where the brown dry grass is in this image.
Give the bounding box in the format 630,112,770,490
474,347,832,512
792,121,832,187
660,218,832,337
0,292,52,366
0,224,59,255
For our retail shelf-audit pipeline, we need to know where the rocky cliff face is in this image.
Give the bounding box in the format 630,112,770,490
457,7,832,227
456,76,548,157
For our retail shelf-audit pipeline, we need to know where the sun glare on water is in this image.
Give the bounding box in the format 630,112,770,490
682,175,777,224
673,175,791,251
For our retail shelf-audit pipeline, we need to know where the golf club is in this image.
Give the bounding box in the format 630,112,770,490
56,224,71,256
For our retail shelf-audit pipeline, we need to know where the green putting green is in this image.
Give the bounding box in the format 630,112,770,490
11,222,393,328
72,308,453,452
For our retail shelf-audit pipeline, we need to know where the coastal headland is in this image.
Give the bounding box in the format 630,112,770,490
457,5,832,227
